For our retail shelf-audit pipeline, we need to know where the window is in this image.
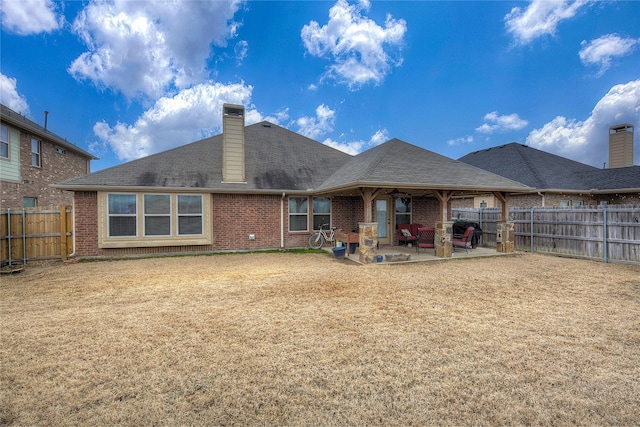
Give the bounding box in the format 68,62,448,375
0,125,8,158
560,200,570,207
31,138,41,167
312,197,331,231
108,194,137,237
144,194,171,236
572,200,583,207
395,197,411,225
289,197,308,232
23,197,37,208
178,195,203,235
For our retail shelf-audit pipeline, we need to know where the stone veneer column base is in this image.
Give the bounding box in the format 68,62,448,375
496,221,515,253
358,222,378,264
434,222,453,258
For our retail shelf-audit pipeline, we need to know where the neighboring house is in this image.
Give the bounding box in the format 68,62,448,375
1,104,98,209
55,104,530,258
457,142,640,208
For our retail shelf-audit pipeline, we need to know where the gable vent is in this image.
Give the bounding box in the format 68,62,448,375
222,103,246,183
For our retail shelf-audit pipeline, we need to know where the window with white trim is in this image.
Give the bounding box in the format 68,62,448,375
144,194,171,236
0,125,8,158
178,195,203,235
289,197,308,232
395,197,412,225
31,138,41,167
312,197,331,231
109,194,137,237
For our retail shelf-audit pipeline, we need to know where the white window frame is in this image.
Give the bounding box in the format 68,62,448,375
108,193,138,238
177,194,204,236
0,124,8,159
31,138,41,167
288,196,309,232
143,194,172,237
99,192,211,248
312,197,331,231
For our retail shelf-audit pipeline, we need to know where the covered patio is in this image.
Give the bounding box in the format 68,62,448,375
327,243,515,264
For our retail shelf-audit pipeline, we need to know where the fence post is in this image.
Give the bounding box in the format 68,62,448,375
7,208,12,267
530,207,534,253
59,207,68,261
22,209,27,264
603,206,608,263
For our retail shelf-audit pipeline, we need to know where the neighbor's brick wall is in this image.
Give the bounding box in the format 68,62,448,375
1,131,90,209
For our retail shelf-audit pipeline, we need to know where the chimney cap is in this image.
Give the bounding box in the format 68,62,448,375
223,103,245,117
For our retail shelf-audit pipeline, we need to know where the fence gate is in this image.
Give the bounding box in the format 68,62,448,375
1,206,73,266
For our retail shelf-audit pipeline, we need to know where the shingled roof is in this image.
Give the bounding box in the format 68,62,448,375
57,121,351,193
58,123,531,194
316,139,529,193
459,142,640,192
1,104,97,160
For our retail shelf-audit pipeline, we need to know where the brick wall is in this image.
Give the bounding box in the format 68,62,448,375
73,191,100,256
212,193,282,250
1,131,90,209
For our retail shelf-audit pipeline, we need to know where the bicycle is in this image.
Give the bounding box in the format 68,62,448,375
308,223,337,249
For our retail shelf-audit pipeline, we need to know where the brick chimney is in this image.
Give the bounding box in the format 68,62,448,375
222,103,246,183
608,123,634,168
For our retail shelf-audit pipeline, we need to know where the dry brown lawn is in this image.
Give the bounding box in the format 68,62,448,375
1,252,639,426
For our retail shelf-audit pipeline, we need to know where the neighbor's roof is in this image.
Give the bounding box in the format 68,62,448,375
316,139,530,193
578,166,640,192
459,143,598,190
56,121,352,193
1,104,98,160
459,142,639,192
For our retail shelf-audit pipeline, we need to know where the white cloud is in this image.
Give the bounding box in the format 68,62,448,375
579,34,640,76
322,128,389,155
301,0,407,89
295,104,336,140
505,0,588,45
0,74,30,115
69,0,242,98
526,79,640,167
447,136,474,147
476,111,529,134
0,0,63,35
92,81,257,161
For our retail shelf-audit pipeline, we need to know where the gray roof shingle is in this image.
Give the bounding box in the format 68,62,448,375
458,142,639,192
317,139,530,192
59,121,352,192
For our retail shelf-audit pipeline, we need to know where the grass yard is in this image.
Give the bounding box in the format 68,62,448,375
1,252,639,426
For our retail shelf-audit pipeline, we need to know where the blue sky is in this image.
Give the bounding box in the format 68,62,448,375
1,0,639,172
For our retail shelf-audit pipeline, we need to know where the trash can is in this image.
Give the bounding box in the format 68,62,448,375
332,246,346,259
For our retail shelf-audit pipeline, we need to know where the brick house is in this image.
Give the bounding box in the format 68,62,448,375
56,104,530,259
456,142,639,209
1,104,97,209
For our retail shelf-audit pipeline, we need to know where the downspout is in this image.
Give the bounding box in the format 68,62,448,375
281,192,285,249
537,192,545,207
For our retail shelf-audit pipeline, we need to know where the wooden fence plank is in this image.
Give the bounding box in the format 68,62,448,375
1,206,73,266
453,205,640,265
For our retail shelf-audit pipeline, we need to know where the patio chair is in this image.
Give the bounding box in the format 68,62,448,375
397,224,418,246
452,226,474,253
415,227,435,254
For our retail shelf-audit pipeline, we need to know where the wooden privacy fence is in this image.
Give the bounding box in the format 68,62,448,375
1,206,73,266
453,205,640,265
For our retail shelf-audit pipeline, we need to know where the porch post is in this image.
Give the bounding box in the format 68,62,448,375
494,192,515,253
432,190,453,258
360,187,381,223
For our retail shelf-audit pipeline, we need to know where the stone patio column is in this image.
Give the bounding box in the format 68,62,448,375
358,222,378,264
434,221,453,258
496,221,515,253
